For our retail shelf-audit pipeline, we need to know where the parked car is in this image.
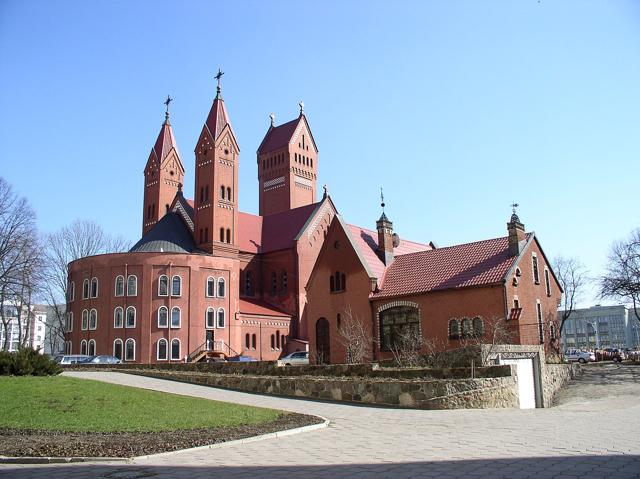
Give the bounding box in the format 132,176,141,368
277,351,309,367
227,355,258,362
565,349,595,363
53,354,92,365
601,348,626,362
85,355,121,364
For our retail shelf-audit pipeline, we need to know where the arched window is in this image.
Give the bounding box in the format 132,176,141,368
115,275,125,297
448,318,461,339
276,330,280,349
157,338,168,360
220,228,224,242
281,335,286,350
113,339,123,360
80,340,88,355
245,333,250,349
81,309,88,330
66,340,73,354
83,279,89,299
157,306,168,328
532,253,540,284
90,277,98,298
158,275,168,296
206,277,215,297
226,228,231,244
472,316,485,337
337,313,342,330
220,185,225,199
281,271,287,293
251,334,256,349
125,306,136,328
171,307,181,328
206,307,215,328
217,278,225,298
88,339,96,356
89,309,97,330
245,271,253,296
217,308,225,329
270,272,277,295
461,317,473,338
65,312,73,332
127,275,137,296
341,273,346,291
125,338,135,361
379,305,420,351
69,281,75,302
171,339,180,360
171,275,181,296
270,334,275,349
226,187,231,201
329,275,335,292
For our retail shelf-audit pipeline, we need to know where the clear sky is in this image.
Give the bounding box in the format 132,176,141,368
1,0,638,306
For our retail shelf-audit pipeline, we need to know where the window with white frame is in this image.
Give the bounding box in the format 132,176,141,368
115,275,125,297
125,338,135,361
544,268,551,297
158,275,168,296
113,339,123,360
171,307,181,328
158,306,168,328
65,341,72,354
65,312,73,332
206,277,215,297
532,253,540,284
171,275,182,296
83,279,89,299
114,307,123,328
127,275,137,296
81,309,88,330
69,281,75,302
217,278,225,298
536,300,544,344
206,307,215,328
89,309,98,330
217,308,225,328
90,277,99,298
80,339,88,355
157,338,168,360
125,306,136,328
88,339,96,356
171,338,180,360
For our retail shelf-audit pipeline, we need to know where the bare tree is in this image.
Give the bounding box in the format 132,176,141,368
389,327,425,368
336,306,372,364
41,219,131,353
457,316,515,366
599,229,640,324
554,256,588,337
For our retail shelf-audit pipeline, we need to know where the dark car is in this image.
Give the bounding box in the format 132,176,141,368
85,355,122,364
227,355,258,362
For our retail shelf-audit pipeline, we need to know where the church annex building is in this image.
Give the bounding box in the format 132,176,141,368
63,75,562,365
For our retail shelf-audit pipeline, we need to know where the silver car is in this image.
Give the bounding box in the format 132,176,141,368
277,351,309,367
565,349,595,363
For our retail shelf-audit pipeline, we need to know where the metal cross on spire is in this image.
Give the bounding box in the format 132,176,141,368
298,100,304,115
380,187,386,211
215,68,224,95
269,113,275,126
163,95,172,123
511,202,519,215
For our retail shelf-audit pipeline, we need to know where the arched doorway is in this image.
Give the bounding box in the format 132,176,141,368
315,317,331,364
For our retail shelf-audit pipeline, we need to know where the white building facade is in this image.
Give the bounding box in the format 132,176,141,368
0,303,47,353
560,305,640,350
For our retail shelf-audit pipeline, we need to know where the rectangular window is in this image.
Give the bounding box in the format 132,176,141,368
544,268,551,297
536,301,544,344
532,254,540,284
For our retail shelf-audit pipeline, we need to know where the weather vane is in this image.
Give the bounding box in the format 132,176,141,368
380,187,385,211
215,68,224,94
511,202,519,215
299,100,304,115
269,113,275,126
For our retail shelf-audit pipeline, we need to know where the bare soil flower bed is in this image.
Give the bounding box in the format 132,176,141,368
0,413,320,458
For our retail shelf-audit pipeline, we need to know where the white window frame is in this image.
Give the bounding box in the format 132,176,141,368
125,306,136,328
544,267,551,297
113,338,123,360
206,276,216,298
89,308,98,330
90,277,99,298
88,339,96,356
170,338,181,360
114,307,124,328
80,339,88,355
217,278,226,298
158,275,169,297
158,306,168,328
114,275,125,297
536,299,544,343
217,308,225,329
66,341,72,354
532,253,540,284
81,309,88,330
171,275,182,297
83,279,89,299
65,312,73,332
127,275,137,297
206,307,215,328
125,338,135,361
157,338,168,361
170,306,181,328
69,281,75,302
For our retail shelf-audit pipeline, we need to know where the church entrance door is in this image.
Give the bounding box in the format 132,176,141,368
316,318,330,364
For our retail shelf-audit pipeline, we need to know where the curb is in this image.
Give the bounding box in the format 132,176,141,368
134,417,330,460
0,418,330,465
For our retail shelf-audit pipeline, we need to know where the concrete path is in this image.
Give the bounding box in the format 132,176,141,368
2,364,640,478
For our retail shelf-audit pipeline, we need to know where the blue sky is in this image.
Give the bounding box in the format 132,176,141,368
1,0,638,306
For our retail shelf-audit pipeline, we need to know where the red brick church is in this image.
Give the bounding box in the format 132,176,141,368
64,74,561,364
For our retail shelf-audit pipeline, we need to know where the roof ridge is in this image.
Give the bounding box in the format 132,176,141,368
346,223,431,249
395,233,526,258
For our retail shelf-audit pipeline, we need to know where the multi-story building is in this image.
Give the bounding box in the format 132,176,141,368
560,305,640,350
0,303,47,353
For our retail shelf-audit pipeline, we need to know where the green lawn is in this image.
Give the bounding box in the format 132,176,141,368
0,376,281,432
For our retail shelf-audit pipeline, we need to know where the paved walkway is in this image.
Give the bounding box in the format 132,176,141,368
2,364,640,478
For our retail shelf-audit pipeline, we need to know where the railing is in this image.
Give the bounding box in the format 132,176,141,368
187,339,240,362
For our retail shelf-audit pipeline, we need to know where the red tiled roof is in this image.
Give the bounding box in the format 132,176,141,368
205,96,234,141
239,298,291,318
347,224,432,279
372,234,532,299
238,203,320,254
152,121,180,163
257,117,300,154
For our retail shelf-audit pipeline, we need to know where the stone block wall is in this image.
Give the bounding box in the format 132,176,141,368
541,362,581,407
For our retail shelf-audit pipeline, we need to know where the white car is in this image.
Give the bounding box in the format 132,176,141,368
564,349,595,363
277,351,309,367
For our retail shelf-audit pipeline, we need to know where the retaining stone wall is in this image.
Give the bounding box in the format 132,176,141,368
541,362,581,407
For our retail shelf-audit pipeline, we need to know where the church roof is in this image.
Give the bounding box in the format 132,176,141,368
371,234,533,299
204,95,235,142
238,298,291,318
130,212,200,254
257,114,317,154
153,120,180,164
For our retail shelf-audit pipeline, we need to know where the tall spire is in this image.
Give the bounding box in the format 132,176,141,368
214,68,224,99
203,68,235,142
163,95,172,125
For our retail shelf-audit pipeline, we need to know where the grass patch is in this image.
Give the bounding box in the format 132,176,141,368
0,376,281,432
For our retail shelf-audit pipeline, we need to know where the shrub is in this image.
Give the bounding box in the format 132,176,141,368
0,348,62,376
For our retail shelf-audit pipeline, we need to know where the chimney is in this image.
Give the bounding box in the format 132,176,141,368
507,206,526,256
376,212,394,265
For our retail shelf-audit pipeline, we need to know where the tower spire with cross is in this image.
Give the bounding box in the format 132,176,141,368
163,95,172,124
214,68,224,98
